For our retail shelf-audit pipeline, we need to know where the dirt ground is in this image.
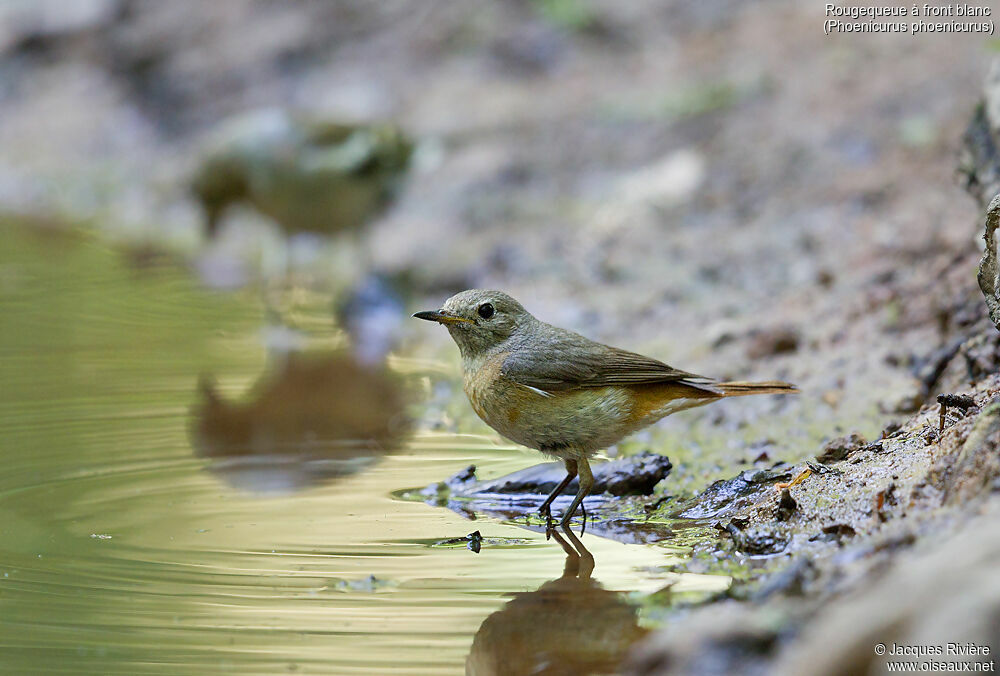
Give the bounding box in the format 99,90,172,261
2,2,999,673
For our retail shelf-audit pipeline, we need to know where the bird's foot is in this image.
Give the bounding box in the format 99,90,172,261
557,502,587,535
539,503,557,531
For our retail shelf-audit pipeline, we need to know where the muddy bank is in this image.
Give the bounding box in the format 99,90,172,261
624,358,1000,672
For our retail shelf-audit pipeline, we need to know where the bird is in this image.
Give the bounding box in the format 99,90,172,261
191,110,414,240
414,290,797,529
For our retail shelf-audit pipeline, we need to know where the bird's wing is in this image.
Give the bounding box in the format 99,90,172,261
501,326,718,392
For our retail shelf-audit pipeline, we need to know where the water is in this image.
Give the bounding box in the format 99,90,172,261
0,222,728,674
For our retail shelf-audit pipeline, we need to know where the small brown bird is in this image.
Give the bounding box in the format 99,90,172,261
415,290,797,528
191,111,413,239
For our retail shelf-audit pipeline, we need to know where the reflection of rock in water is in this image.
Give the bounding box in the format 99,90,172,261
190,351,411,493
416,453,675,544
467,529,648,676
191,109,414,239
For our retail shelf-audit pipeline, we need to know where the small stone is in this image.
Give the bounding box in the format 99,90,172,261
816,434,866,463
746,326,801,359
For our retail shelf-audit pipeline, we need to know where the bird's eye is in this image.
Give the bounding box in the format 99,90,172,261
477,303,495,320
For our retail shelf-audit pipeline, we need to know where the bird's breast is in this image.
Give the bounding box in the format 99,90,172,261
462,353,643,454
462,351,517,427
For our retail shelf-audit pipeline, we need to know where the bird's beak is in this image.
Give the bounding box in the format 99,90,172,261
412,309,474,325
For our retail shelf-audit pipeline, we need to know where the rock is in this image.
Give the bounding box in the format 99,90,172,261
410,452,674,544
458,450,672,497
807,524,856,545
815,433,866,464
745,326,800,360
678,467,792,520
466,530,483,554
616,149,707,209
723,521,788,555
447,465,478,487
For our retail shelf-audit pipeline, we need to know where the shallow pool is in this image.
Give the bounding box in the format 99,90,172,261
0,223,728,674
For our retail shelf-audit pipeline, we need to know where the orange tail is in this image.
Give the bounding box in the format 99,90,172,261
714,380,798,396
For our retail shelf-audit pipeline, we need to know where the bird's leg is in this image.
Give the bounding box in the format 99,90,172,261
538,458,577,527
559,456,593,530
560,525,594,579
548,528,580,578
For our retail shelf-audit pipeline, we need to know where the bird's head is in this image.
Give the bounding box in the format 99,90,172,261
413,289,533,358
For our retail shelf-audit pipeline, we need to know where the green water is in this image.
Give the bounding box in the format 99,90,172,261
0,223,727,674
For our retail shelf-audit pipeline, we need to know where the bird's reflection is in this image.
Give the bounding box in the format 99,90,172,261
190,350,412,493
467,528,649,676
